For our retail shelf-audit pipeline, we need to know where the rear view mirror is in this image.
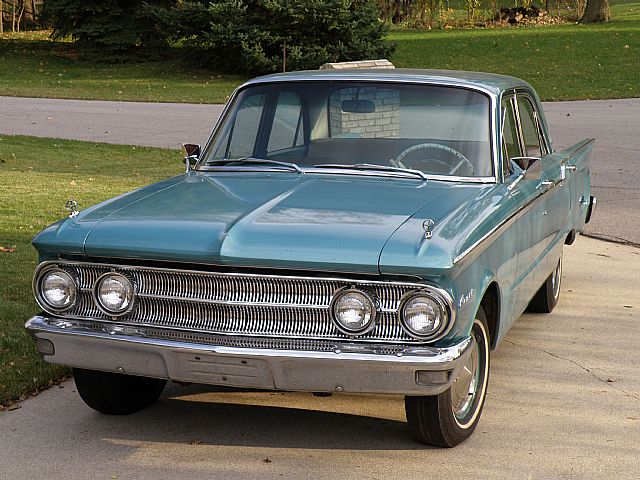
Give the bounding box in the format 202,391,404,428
182,143,201,173
511,156,541,180
342,99,375,114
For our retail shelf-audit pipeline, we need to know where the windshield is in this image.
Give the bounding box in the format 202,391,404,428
201,81,493,179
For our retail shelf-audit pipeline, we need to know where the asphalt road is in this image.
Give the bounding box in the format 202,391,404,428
0,96,639,244
1,236,639,480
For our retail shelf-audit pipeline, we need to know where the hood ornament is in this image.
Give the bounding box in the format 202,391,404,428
422,219,435,239
65,200,79,218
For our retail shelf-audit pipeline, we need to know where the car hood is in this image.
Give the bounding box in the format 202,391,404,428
33,172,484,275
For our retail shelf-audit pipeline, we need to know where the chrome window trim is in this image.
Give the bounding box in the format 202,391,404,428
197,78,500,184
33,260,457,344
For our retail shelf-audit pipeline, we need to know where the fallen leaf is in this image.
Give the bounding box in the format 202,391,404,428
622,305,633,309
263,458,272,463
0,246,16,253
7,404,21,411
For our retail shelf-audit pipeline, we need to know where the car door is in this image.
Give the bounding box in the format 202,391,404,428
501,93,550,320
514,93,569,273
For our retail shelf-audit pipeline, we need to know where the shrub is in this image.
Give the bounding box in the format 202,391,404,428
158,0,394,75
42,0,176,61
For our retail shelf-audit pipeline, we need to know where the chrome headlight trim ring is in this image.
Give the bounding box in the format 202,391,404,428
33,265,79,314
329,287,379,336
397,288,455,341
92,271,137,317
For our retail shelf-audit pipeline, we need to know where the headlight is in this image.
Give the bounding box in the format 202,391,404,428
400,292,449,340
331,288,377,335
37,269,77,312
94,273,135,316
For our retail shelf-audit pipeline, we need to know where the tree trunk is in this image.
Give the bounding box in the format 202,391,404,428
0,1,4,34
580,0,610,22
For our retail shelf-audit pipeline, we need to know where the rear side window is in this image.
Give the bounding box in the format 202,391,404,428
267,92,305,154
501,98,520,166
517,98,543,158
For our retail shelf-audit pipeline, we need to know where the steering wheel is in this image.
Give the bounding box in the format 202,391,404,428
394,143,474,176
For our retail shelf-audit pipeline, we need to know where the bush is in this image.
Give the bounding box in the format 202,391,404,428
42,0,176,61
158,0,394,75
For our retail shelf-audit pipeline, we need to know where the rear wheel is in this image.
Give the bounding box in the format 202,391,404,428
527,254,563,313
405,306,490,447
73,368,166,415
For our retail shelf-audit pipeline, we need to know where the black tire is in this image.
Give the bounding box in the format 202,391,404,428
527,254,563,313
73,368,166,415
405,306,490,447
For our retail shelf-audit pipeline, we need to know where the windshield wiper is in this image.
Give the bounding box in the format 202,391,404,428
203,157,303,174
314,163,428,180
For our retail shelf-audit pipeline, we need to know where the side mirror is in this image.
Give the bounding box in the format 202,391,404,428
511,156,541,180
182,143,201,173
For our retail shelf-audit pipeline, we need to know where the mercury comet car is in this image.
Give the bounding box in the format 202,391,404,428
26,68,595,447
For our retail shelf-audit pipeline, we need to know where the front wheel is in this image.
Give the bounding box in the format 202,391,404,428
405,306,490,447
73,368,166,415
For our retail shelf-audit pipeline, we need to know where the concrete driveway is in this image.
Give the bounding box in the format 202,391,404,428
1,96,639,245
1,236,639,480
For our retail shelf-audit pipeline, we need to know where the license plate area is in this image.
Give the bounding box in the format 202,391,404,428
171,352,274,389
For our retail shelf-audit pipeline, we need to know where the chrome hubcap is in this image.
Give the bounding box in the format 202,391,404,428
451,332,480,419
552,257,562,300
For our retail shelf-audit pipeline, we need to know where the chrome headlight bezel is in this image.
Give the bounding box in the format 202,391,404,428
92,272,137,317
330,287,378,336
398,289,453,341
33,266,78,314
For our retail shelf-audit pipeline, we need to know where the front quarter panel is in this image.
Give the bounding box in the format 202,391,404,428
380,183,518,347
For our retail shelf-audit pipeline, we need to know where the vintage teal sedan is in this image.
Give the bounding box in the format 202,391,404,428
26,68,595,447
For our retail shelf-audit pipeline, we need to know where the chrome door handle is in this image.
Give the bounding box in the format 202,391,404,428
564,165,577,172
539,181,554,190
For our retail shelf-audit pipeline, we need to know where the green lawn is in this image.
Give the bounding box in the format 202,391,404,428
0,135,182,407
389,4,640,100
0,32,244,104
1,3,638,103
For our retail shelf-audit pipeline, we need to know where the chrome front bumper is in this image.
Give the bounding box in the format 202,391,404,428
25,315,472,396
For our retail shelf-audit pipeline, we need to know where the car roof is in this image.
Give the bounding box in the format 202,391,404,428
246,68,533,97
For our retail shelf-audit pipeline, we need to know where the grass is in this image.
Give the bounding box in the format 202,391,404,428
389,3,640,100
0,31,244,104
0,3,638,103
0,135,182,407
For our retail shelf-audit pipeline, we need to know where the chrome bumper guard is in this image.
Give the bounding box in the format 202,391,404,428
26,315,472,396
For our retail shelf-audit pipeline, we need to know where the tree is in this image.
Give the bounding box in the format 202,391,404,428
155,0,394,75
580,0,610,23
42,0,176,60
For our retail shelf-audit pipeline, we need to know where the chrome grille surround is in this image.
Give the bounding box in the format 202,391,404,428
33,261,455,344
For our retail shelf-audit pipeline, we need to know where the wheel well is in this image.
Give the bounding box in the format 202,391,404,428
565,229,576,245
480,282,500,350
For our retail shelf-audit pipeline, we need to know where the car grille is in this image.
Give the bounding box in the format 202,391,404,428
46,261,431,344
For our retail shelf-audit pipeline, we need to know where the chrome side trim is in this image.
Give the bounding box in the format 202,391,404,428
453,187,547,264
26,315,472,396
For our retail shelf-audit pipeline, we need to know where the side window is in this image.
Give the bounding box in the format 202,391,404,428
516,97,543,158
501,98,520,176
221,93,266,159
267,92,304,154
